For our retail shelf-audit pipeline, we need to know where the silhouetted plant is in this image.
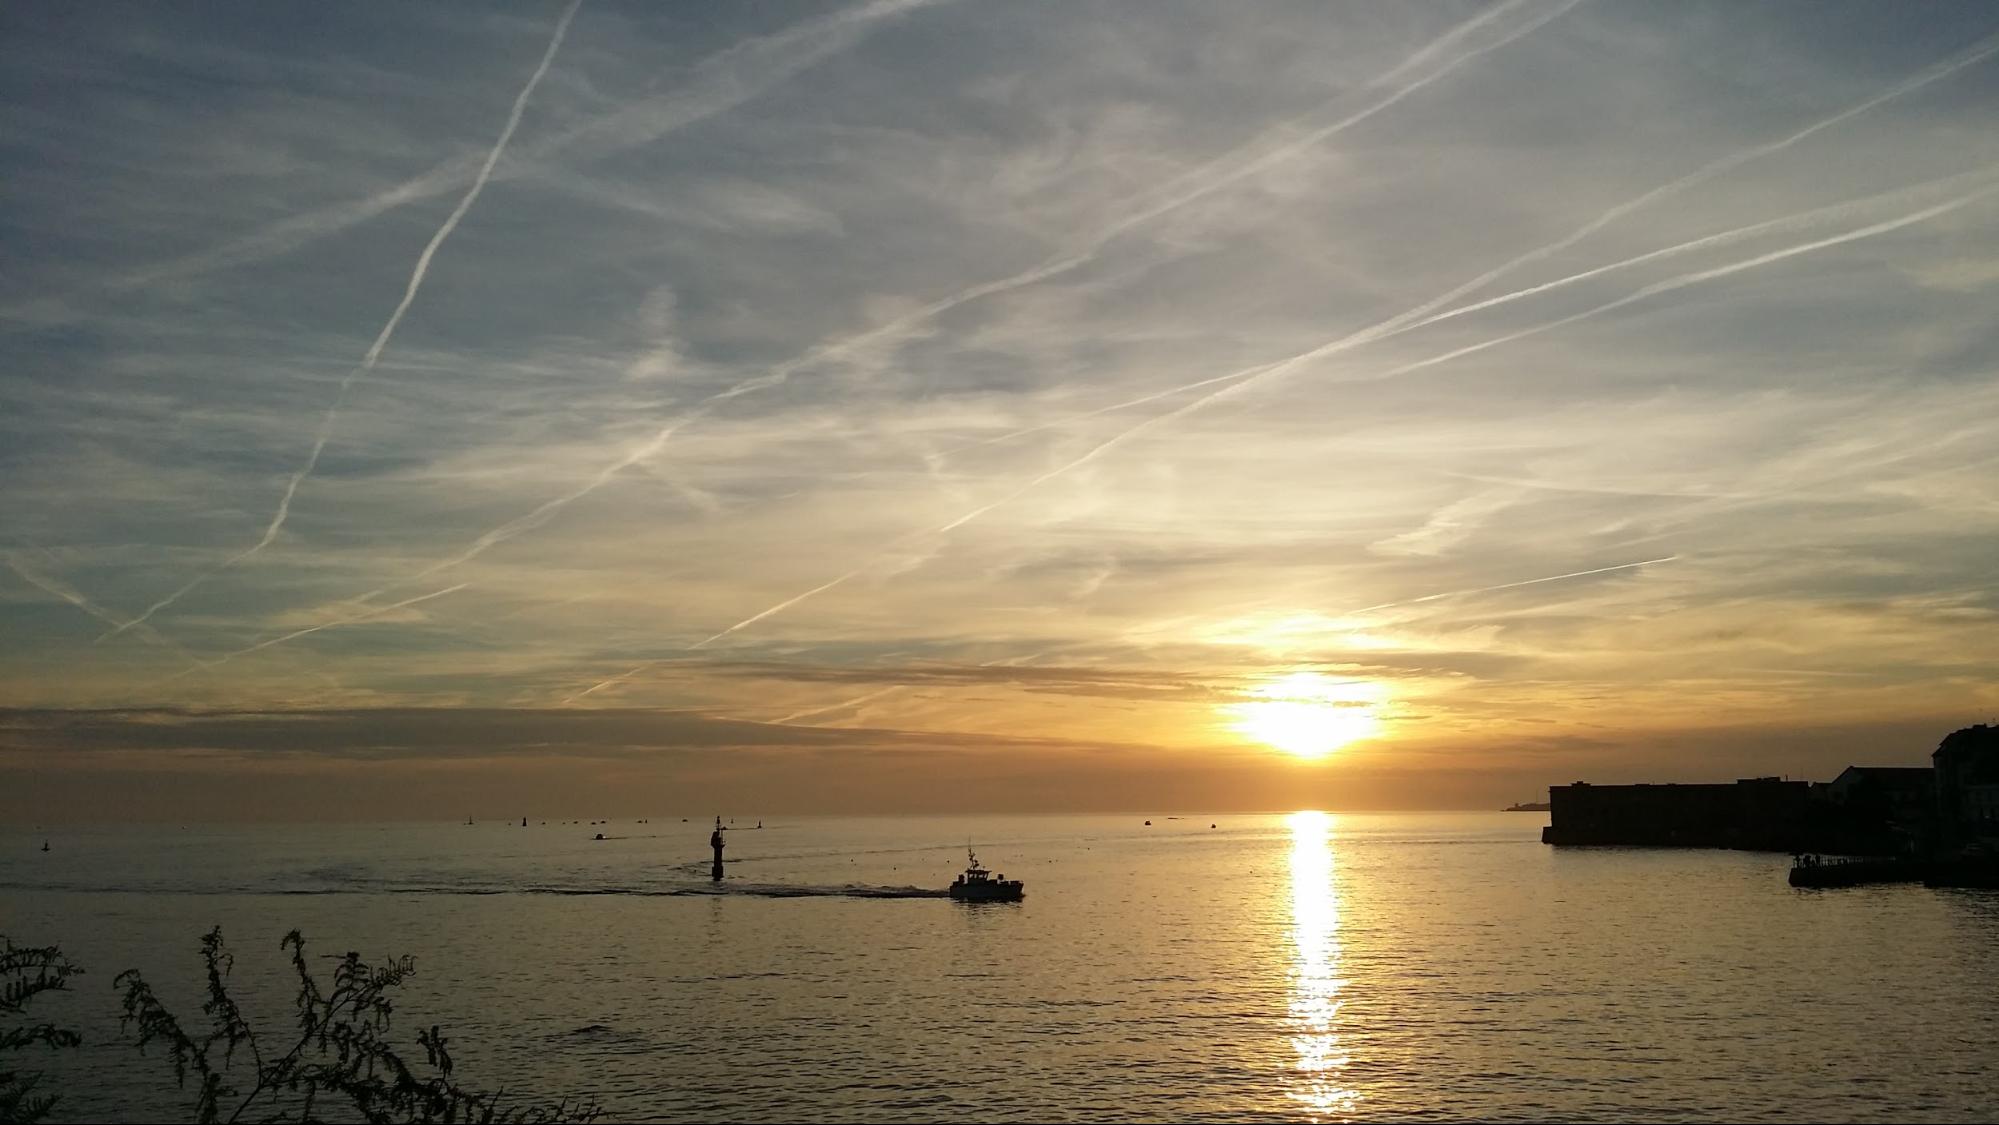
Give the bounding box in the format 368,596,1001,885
116,928,601,1124
1,937,82,1125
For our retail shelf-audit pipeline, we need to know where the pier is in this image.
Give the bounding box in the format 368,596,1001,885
1786,854,1924,888
1540,725,1999,890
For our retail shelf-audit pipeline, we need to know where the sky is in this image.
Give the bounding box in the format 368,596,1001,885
5,1,1999,820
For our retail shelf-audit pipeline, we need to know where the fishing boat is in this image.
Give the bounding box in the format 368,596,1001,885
948,847,1024,903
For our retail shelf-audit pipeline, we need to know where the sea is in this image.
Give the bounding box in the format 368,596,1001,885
3,812,1995,1123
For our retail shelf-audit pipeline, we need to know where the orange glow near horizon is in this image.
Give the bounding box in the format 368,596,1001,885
1231,673,1385,759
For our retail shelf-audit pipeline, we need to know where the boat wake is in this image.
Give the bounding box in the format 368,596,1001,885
0,879,952,899
665,882,952,899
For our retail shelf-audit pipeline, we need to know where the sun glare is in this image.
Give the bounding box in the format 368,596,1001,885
1231,673,1384,759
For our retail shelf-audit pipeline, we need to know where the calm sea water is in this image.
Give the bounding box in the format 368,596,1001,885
3,812,1996,1122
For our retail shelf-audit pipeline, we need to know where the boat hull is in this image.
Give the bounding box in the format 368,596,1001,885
948,884,1024,903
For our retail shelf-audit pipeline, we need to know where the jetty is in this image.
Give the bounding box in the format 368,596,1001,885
1787,854,1923,888
1541,776,1812,850
1540,725,1999,891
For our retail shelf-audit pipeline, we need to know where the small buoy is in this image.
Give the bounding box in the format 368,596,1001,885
1144,820,1152,826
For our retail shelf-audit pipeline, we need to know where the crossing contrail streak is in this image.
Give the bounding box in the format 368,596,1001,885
764,647,1056,725
1367,27,1999,327
763,646,1060,725
689,567,875,651
1069,185,1999,494
1346,556,1680,615
770,686,905,725
567,393,1202,700
1406,171,1998,330
159,582,472,684
634,177,1991,670
1352,185,1999,387
560,563,875,703
102,0,585,642
191,401,711,670
553,36,1998,694
277,2,1579,659
564,399,1195,702
6,553,133,633
684,0,1579,411
404,416,703,585
7,0,939,325
946,43,1999,457
965,175,1999,479
3,553,197,665
172,165,1983,660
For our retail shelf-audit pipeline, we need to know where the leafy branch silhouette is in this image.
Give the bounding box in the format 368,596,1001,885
115,927,601,1124
1,938,83,1124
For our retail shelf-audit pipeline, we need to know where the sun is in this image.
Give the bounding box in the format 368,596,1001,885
1230,672,1384,759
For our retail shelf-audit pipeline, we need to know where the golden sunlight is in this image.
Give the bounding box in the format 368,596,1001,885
1231,673,1384,759
1287,810,1358,1116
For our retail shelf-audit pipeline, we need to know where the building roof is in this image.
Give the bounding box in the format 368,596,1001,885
1935,724,1999,761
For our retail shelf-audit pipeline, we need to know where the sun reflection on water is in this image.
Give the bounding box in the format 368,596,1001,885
1287,810,1359,1119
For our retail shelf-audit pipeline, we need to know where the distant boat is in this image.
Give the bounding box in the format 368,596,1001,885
464,816,474,825
948,848,1024,903
41,840,49,852
1502,802,1551,812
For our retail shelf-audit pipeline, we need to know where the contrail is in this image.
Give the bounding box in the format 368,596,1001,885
765,646,1054,724
1345,556,1680,616
567,399,1190,700
3,552,197,664
565,400,1190,702
399,12,1986,700
9,0,939,323
763,645,1059,725
684,0,1581,411
158,582,471,683
181,401,710,666
1350,184,1999,387
938,405,1195,533
104,0,584,640
1070,182,1999,483
690,566,876,650
560,562,875,703
1408,170,1998,329
944,26,1999,459
1366,26,1999,323
646,178,1993,661
248,409,711,636
770,685,905,725
950,164,1999,455
262,1,1579,646
252,162,1999,652
401,414,702,585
